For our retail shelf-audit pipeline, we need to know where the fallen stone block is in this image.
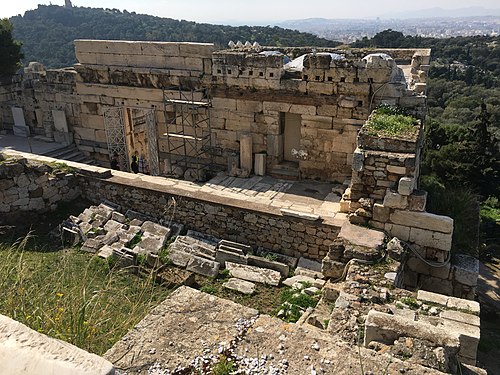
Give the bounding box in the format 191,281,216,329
440,310,480,327
417,290,449,306
226,262,281,286
141,221,171,239
155,268,195,288
283,275,325,289
438,318,480,365
103,219,123,233
97,245,114,259
364,310,460,373
295,267,324,279
321,257,345,279
216,248,248,267
218,244,245,255
176,236,216,260
168,249,192,268
297,257,323,272
62,227,80,246
446,296,480,316
186,256,220,278
133,233,164,255
111,211,126,223
0,314,115,375
187,230,219,247
223,278,256,295
218,239,252,254
125,209,154,223
81,238,103,253
247,254,289,276
257,250,298,268
112,249,135,269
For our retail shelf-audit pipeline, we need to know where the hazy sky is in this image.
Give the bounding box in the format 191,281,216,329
2,0,499,24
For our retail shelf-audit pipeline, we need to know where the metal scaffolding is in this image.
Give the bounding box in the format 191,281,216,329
103,107,129,171
162,87,212,181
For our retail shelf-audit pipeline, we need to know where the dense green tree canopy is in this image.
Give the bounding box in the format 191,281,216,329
10,5,340,68
0,18,23,78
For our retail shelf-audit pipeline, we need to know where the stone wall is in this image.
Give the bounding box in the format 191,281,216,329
340,115,478,299
0,155,81,221
78,176,339,260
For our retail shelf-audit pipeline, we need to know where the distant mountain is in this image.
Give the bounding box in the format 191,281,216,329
10,5,339,68
379,6,500,19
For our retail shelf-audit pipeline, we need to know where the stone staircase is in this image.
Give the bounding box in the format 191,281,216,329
43,144,97,165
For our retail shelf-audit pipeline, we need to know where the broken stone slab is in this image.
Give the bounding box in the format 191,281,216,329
186,256,220,278
297,257,322,272
97,245,114,259
186,230,220,247
167,249,192,268
440,310,480,327
303,286,320,296
175,237,216,260
247,254,289,277
94,203,115,221
0,314,115,375
343,243,382,262
438,317,480,365
125,209,154,223
103,219,123,233
133,233,164,255
295,267,324,279
417,290,480,316
280,208,320,221
321,256,345,279
111,249,135,269
282,275,325,289
338,222,385,250
226,262,281,286
223,278,256,295
216,248,248,267
218,239,252,254
111,211,126,223
80,238,103,253
364,310,460,373
141,221,171,239
334,291,360,309
218,244,245,255
62,227,80,246
257,249,298,268
104,287,258,373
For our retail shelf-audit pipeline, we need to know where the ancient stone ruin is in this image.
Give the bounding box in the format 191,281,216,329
0,39,485,374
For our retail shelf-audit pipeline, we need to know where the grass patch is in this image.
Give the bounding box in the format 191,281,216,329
366,107,419,139
275,288,318,323
0,238,173,355
46,161,76,174
399,297,420,310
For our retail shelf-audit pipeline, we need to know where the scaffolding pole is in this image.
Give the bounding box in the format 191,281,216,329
162,87,212,181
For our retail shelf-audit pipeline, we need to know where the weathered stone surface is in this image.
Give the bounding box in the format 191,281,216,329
104,287,258,374
372,203,390,222
280,208,320,221
81,238,103,253
390,210,453,234
133,233,165,255
111,211,126,223
453,254,479,287
409,227,452,251
223,278,256,294
364,310,460,372
338,222,385,249
297,257,323,272
141,221,170,238
417,290,449,306
440,310,480,327
446,296,480,316
186,256,220,278
398,177,414,196
218,239,251,254
0,314,115,375
383,191,408,209
216,248,248,267
167,249,192,268
97,245,114,259
247,254,289,276
283,275,325,289
226,262,281,286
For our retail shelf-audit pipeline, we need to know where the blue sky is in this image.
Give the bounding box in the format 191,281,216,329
2,0,499,23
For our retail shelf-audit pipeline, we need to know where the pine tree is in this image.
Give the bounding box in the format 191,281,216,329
0,18,23,78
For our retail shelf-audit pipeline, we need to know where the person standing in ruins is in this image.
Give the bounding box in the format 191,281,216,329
131,151,139,173
110,153,120,170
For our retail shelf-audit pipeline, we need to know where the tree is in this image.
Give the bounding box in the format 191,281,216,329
0,18,23,78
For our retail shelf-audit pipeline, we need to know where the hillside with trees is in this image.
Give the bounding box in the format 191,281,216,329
354,30,499,257
10,5,340,68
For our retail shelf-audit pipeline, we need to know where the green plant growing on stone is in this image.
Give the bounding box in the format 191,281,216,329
136,254,147,267
126,233,143,249
264,252,278,262
47,161,76,174
400,296,420,310
212,355,235,375
275,288,318,323
158,247,172,266
217,268,231,280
